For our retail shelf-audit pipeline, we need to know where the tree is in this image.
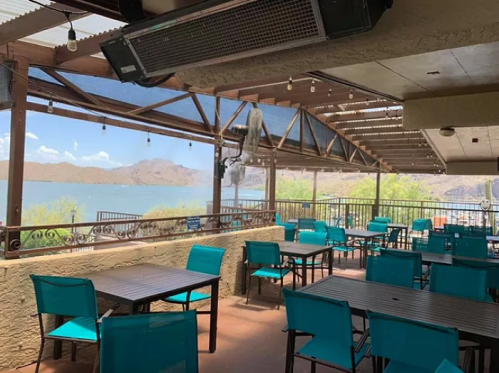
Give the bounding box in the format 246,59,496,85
22,197,85,226
276,179,314,200
349,174,434,201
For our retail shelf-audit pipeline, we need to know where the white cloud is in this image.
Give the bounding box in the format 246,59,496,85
73,141,78,152
64,151,76,161
81,151,122,167
26,132,39,140
37,145,59,160
0,133,10,159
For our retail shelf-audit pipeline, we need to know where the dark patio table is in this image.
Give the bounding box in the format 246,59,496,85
387,223,409,250
53,264,220,358
345,229,383,269
297,275,499,372
418,252,499,266
241,241,333,293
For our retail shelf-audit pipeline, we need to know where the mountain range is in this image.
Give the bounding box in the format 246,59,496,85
0,159,497,201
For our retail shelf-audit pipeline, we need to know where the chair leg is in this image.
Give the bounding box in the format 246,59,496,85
311,361,316,373
258,277,262,295
185,301,190,311
71,342,77,362
479,345,485,373
292,267,296,291
92,346,100,373
182,304,185,311
35,338,45,373
278,276,283,310
246,274,252,305
372,357,377,373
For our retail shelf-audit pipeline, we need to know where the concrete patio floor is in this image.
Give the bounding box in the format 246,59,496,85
1,255,490,373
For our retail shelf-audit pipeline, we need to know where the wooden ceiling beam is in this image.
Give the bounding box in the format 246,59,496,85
310,100,397,114
214,75,307,94
352,133,424,141
55,29,118,64
335,118,403,130
344,127,416,136
244,82,346,100
359,139,424,146
328,109,402,123
288,93,374,108
0,3,88,45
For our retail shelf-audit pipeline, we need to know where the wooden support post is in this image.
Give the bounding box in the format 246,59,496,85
234,182,239,208
6,60,28,232
269,151,277,212
374,164,381,219
312,170,318,218
265,168,270,208
212,143,222,217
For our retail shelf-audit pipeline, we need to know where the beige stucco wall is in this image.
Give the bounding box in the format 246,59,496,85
0,226,283,371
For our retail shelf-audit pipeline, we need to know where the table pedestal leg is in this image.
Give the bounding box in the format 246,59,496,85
209,280,220,353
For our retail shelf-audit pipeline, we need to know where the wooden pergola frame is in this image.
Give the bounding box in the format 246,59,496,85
0,2,444,230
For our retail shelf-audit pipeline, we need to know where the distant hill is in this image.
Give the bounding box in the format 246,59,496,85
0,159,211,186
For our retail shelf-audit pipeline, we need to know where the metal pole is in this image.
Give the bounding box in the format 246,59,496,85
234,182,239,208
374,164,381,218
312,170,318,218
269,151,277,211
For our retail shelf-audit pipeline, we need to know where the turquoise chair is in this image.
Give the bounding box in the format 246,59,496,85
278,222,297,242
326,226,359,266
380,249,427,289
452,236,488,258
313,220,327,233
100,311,199,373
386,228,401,249
30,275,104,373
412,219,433,236
367,311,467,373
429,231,455,252
374,216,392,224
276,213,283,224
470,226,493,237
245,241,291,309
298,218,316,230
365,222,388,253
164,245,226,310
347,215,354,229
297,231,328,282
283,289,369,373
435,360,465,373
366,255,416,289
412,237,446,254
429,264,492,302
444,224,467,236
453,258,499,300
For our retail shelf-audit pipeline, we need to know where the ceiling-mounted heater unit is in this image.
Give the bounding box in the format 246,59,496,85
101,0,392,83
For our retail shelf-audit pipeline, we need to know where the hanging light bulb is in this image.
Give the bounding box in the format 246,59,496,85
385,110,389,118
310,80,315,93
102,124,106,136
147,132,151,147
65,13,78,52
328,88,332,98
189,137,193,151
287,76,293,91
257,158,261,163
349,89,354,100
365,98,370,105
47,97,54,113
262,161,265,166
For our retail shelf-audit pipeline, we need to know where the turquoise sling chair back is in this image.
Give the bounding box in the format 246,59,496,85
367,311,460,372
283,288,368,373
380,248,425,289
374,216,392,224
366,255,416,289
452,236,488,259
165,245,226,309
30,274,100,373
101,311,199,373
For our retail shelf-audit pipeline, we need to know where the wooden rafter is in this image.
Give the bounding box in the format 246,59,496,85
191,94,212,132
349,148,358,163
277,110,300,149
328,109,402,123
304,112,322,156
353,133,424,141
41,69,105,107
221,101,247,133
345,127,415,136
324,133,338,157
336,119,403,130
358,150,369,166
0,4,88,45
127,93,192,115
214,75,307,94
338,137,348,161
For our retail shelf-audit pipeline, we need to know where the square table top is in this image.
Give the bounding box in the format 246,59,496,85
276,241,332,257
419,252,499,266
345,229,384,239
83,264,220,304
300,276,499,340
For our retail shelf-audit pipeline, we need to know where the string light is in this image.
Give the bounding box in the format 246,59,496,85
189,137,193,151
65,13,78,52
47,97,54,113
147,132,151,147
385,110,389,118
349,89,354,100
310,80,315,93
287,76,293,91
365,98,370,106
328,88,332,98
102,124,106,136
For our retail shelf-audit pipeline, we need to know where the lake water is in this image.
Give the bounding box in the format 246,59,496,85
0,181,265,222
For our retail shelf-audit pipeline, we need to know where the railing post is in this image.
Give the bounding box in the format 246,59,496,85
345,204,350,228
268,150,277,211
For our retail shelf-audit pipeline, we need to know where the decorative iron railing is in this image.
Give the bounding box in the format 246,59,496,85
0,211,276,259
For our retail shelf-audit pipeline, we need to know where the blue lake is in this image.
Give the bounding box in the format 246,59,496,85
0,181,265,222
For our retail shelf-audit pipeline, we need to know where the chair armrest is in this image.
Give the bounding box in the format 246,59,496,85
462,347,475,373
97,303,120,324
354,328,370,353
365,345,372,358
